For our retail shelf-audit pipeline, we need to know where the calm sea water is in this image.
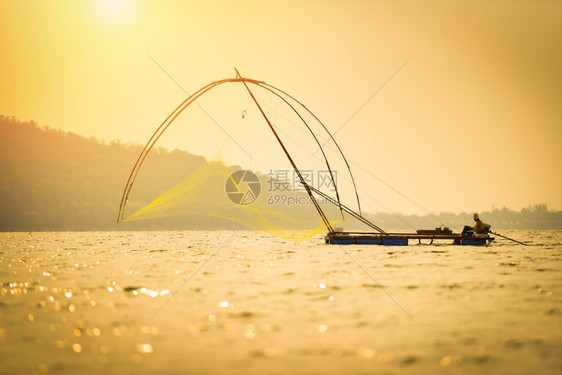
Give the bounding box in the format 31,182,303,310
0,230,560,374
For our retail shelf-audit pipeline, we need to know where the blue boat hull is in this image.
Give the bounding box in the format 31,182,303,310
325,232,493,246
453,237,489,246
327,236,409,246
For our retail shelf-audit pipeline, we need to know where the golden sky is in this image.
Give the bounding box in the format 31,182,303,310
1,0,560,214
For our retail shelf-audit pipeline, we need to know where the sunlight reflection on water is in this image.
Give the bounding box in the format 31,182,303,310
0,230,560,374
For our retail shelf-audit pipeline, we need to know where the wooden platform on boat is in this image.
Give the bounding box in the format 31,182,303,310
325,231,494,246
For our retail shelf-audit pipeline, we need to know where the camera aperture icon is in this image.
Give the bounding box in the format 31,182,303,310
225,170,261,206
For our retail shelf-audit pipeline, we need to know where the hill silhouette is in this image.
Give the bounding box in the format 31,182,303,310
1,116,560,231
0,116,338,232
0,116,207,230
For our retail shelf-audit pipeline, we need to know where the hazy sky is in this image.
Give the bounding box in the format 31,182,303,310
1,0,560,215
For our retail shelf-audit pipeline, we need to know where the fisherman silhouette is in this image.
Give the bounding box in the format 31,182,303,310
461,213,490,237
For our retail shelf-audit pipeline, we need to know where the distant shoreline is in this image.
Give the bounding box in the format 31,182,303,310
1,117,560,232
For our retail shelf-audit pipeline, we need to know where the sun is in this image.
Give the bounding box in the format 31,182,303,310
94,0,134,24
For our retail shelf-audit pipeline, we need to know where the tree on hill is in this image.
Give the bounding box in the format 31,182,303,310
0,116,206,230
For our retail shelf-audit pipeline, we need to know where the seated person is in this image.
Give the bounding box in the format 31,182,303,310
461,213,490,236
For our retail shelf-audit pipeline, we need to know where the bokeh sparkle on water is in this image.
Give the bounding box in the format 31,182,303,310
0,230,560,374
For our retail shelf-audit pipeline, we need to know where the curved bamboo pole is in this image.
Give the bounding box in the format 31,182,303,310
117,75,366,231
118,78,265,221
248,83,344,219
258,82,363,215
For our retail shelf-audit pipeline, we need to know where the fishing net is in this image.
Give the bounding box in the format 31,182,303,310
124,155,343,240
117,77,377,238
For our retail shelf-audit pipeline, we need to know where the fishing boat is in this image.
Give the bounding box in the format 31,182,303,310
325,230,494,246
325,224,494,246
118,70,499,247
308,185,494,246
